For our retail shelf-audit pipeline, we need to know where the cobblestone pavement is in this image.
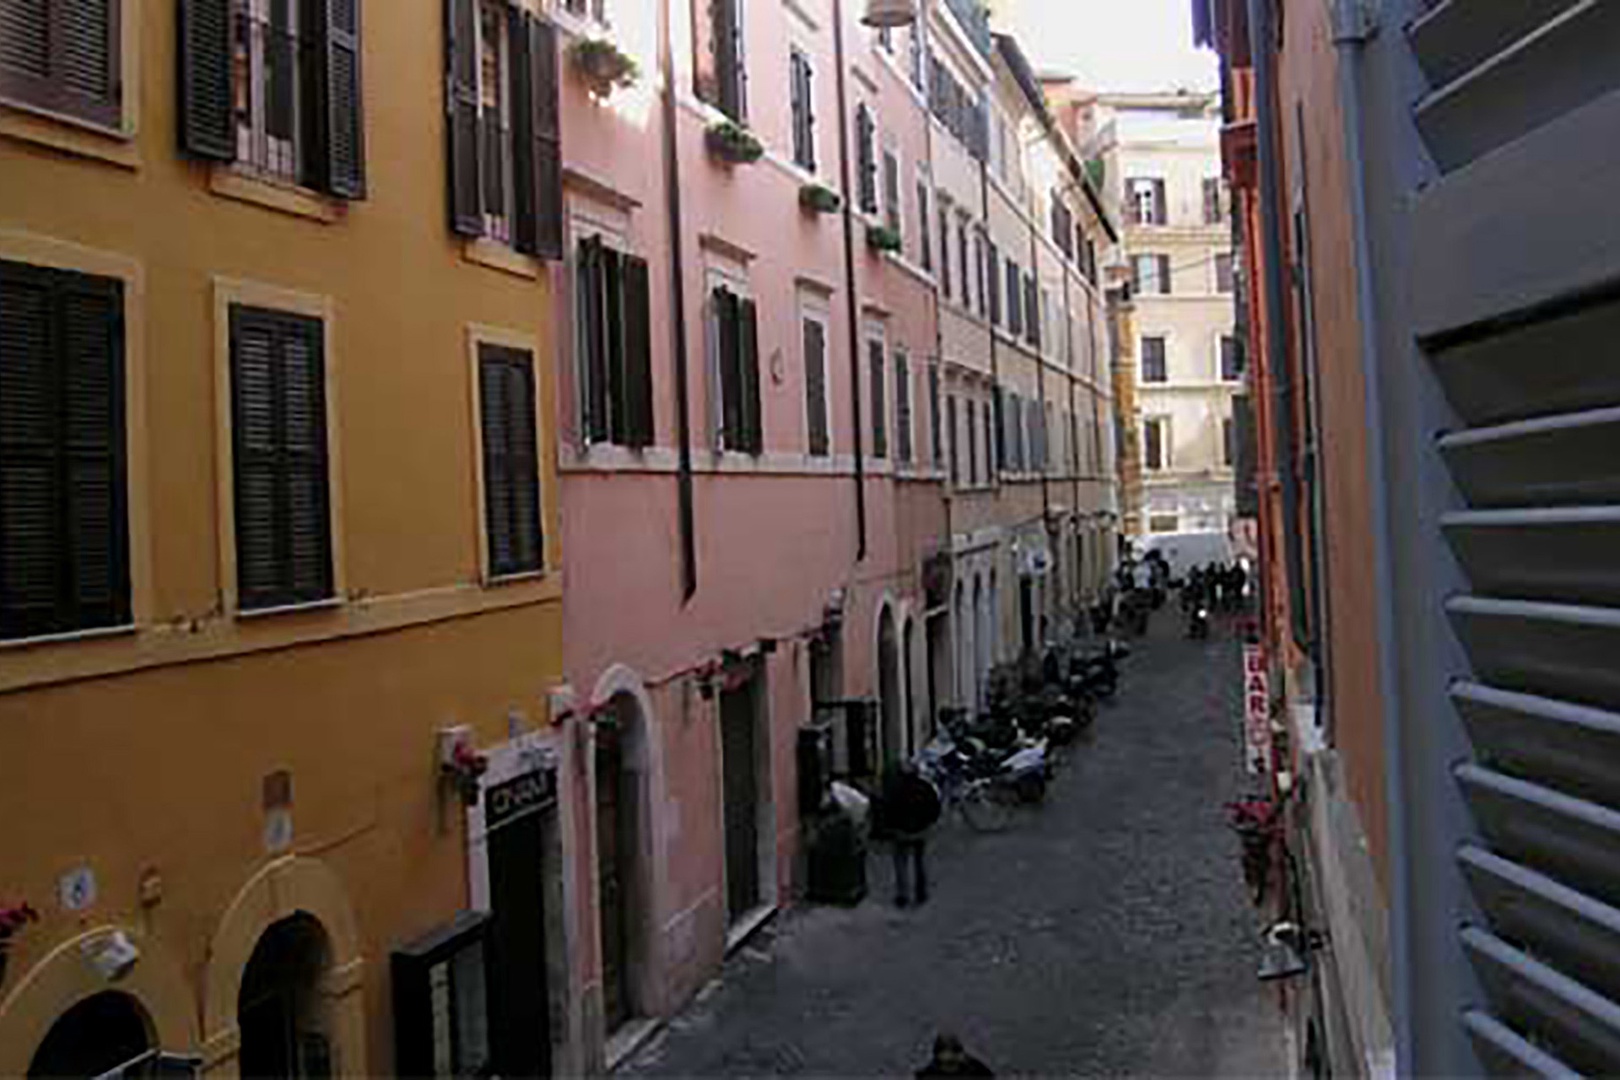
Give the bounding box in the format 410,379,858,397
625,615,1288,1078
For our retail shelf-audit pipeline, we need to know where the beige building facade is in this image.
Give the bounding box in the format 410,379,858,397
1058,89,1238,539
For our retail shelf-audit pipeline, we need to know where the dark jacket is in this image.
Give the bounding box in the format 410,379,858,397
881,768,942,837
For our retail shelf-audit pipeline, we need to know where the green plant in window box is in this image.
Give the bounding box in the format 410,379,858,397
799,182,842,214
570,38,639,98
865,223,902,253
705,120,765,165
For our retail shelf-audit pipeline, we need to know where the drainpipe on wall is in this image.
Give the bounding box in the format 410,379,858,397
832,0,869,562
658,0,698,599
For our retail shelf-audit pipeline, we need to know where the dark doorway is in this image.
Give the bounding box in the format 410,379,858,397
488,800,552,1078
238,914,334,1078
1019,577,1035,657
596,698,643,1035
877,609,901,765
720,672,762,924
902,618,918,759
29,991,151,1078
926,614,949,738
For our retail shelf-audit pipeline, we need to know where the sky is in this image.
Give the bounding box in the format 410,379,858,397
996,0,1219,93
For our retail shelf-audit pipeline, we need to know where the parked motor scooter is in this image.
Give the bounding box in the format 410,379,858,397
1186,604,1211,640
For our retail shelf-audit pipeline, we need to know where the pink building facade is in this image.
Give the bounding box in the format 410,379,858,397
544,0,1117,1069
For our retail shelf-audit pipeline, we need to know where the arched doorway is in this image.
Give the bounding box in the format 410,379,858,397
238,913,334,1078
953,581,970,708
901,616,918,759
975,577,991,699
876,605,901,766
29,992,150,1078
596,692,649,1038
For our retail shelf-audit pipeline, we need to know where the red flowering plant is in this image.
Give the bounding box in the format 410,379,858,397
0,901,39,984
443,741,490,807
1225,796,1284,904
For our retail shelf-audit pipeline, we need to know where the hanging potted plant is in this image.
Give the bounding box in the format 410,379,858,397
799,182,842,215
865,223,902,254
570,38,639,98
705,120,765,166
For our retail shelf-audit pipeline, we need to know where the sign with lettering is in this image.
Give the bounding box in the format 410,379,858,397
485,766,557,832
1243,644,1272,776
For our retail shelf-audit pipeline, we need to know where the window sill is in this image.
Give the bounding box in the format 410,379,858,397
484,568,548,587
210,168,343,223
0,104,139,170
462,237,543,280
236,596,344,620
0,622,138,652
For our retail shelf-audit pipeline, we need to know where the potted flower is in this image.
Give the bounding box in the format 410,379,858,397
705,120,764,166
865,223,902,253
799,182,842,215
441,741,490,808
0,902,38,986
570,38,638,98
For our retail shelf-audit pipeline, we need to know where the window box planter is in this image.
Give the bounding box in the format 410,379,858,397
799,182,842,215
705,121,765,166
865,223,902,253
570,38,639,98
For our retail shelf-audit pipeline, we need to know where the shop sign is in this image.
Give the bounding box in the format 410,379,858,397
485,766,557,832
1243,644,1272,775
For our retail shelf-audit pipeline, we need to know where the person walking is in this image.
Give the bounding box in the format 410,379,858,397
880,761,942,907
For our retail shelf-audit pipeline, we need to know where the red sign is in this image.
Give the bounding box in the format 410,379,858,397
1243,644,1272,776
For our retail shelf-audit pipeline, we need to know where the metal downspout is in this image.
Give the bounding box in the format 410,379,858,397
658,0,697,599
1331,1,1412,1070
832,0,869,561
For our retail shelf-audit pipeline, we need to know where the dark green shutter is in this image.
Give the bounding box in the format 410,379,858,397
868,342,886,459
928,365,941,466
622,255,655,448
577,237,608,442
601,246,626,438
479,347,542,576
230,307,332,611
530,16,563,259
511,9,538,255
179,0,235,160
309,0,367,198
0,262,129,640
738,298,761,454
445,0,482,236
713,0,743,121
714,287,741,449
804,317,828,457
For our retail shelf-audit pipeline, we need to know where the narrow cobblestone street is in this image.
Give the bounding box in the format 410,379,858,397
626,617,1287,1078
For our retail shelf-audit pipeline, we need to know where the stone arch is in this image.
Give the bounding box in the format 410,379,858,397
584,663,668,1026
0,925,197,1076
201,855,365,1076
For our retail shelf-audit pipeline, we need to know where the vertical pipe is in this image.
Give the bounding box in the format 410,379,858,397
659,0,698,598
832,0,868,561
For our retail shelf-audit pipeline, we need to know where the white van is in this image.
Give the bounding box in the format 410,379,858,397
1134,531,1233,579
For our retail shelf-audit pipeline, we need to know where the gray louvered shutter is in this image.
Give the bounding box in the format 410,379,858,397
179,0,234,159
230,308,332,611
445,0,482,236
1358,2,1620,1073
622,255,655,448
0,262,129,640
895,354,911,464
577,237,608,442
928,365,941,467
309,0,366,198
738,298,762,454
856,106,876,214
713,0,742,121
804,317,829,458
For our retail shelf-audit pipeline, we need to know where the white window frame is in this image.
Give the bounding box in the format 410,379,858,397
234,0,305,184
1143,414,1171,472
704,262,752,452
475,0,516,243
